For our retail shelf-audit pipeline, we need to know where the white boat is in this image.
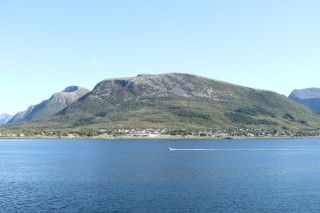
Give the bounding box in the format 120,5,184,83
166,147,175,151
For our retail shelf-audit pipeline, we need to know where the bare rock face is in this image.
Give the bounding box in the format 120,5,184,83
289,88,320,112
8,86,90,123
90,73,237,101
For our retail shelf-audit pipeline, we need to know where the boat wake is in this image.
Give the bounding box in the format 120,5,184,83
167,148,320,151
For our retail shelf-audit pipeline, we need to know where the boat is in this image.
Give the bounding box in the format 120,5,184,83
225,137,234,140
166,147,175,151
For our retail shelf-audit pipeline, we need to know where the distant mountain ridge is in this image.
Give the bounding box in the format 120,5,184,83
0,114,13,125
39,73,320,130
289,88,320,112
8,86,90,123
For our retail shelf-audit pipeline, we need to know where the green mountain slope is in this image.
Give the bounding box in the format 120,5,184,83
39,73,320,130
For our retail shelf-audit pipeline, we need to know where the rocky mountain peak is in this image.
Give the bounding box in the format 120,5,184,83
289,88,320,100
0,113,13,125
8,86,90,123
289,88,320,112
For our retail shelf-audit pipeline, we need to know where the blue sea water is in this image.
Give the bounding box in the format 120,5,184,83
1,138,320,212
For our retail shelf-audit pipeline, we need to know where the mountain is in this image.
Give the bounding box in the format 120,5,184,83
289,88,320,112
38,73,320,130
8,86,90,123
0,114,13,125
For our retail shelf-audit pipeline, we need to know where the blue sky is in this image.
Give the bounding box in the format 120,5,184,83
1,0,320,114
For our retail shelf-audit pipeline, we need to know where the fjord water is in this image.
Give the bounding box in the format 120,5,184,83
2,139,320,212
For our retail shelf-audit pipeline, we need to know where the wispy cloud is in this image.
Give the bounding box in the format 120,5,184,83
89,58,99,64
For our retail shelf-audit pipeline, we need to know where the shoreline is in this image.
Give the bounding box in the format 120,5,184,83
0,135,319,140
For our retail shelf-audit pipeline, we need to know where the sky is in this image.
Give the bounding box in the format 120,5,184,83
1,0,320,114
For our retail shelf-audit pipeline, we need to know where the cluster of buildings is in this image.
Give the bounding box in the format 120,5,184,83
1,128,320,138
100,128,168,137
99,128,320,138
